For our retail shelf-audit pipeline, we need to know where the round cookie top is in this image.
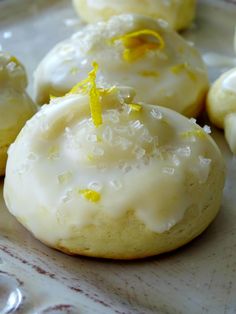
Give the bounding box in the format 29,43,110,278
72,0,196,31
5,69,222,246
34,14,208,118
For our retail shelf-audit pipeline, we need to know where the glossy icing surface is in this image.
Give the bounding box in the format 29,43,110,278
34,14,208,118
4,85,223,245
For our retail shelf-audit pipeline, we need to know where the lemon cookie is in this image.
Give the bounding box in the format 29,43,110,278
0,52,37,176
34,14,208,118
5,69,224,259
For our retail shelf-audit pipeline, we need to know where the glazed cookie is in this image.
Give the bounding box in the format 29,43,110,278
72,0,196,31
5,69,225,259
0,52,37,176
34,14,209,118
207,68,236,154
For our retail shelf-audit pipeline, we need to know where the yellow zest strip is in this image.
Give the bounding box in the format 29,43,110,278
129,103,142,112
67,76,90,95
110,29,165,62
139,70,159,77
181,129,206,139
79,189,101,203
171,63,196,81
99,86,117,96
89,62,102,127
66,62,103,127
171,64,185,74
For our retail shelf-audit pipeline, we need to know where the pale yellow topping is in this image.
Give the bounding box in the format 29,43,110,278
110,29,165,62
78,189,101,203
129,103,142,112
67,62,103,127
89,62,103,127
99,86,117,96
171,63,196,81
139,70,159,77
66,64,117,128
67,71,90,95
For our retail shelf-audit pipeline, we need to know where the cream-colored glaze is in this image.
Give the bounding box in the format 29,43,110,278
72,0,196,31
34,14,208,118
0,52,37,176
4,86,224,257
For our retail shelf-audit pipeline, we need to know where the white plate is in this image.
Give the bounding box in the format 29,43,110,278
0,1,236,313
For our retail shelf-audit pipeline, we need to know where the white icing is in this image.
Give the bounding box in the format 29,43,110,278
34,14,208,118
222,69,236,94
4,87,221,245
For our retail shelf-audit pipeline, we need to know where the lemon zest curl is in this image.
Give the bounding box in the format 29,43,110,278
110,29,165,62
129,103,142,112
